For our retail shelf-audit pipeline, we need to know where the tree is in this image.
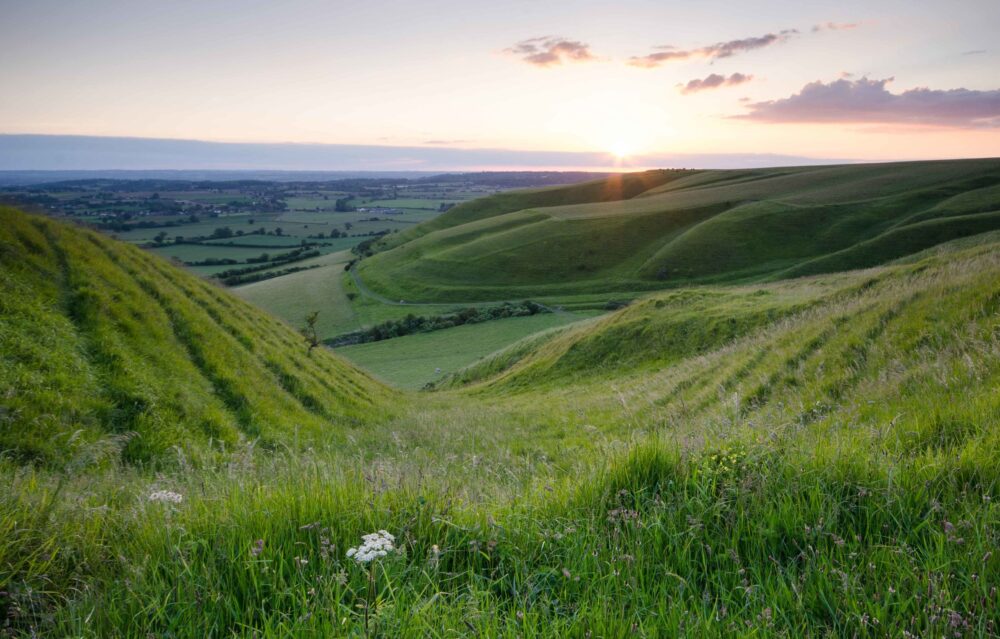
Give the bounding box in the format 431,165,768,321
302,311,320,355
153,231,168,244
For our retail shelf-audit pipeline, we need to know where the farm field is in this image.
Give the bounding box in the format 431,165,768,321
233,251,360,338
336,310,602,388
4,173,585,289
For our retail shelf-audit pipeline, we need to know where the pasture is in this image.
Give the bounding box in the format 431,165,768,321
336,310,601,388
2,204,999,637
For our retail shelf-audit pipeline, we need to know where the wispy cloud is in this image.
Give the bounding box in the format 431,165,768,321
963,49,987,56
679,72,754,94
736,77,1000,128
812,21,861,32
423,139,471,145
504,36,596,67
628,30,798,68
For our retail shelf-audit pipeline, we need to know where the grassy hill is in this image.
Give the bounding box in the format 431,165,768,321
357,159,1000,302
0,206,392,466
2,206,1000,637
372,169,691,252
442,230,1000,396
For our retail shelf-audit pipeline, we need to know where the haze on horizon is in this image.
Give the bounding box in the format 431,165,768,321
1,0,998,171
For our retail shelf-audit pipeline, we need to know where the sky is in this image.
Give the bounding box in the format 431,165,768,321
1,0,998,170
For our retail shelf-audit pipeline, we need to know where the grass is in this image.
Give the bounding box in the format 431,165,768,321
357,159,1000,302
2,204,1000,637
0,206,392,466
336,311,601,388
233,252,361,339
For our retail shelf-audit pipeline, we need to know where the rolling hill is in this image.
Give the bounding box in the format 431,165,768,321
441,230,1000,395
2,202,999,637
0,206,392,466
356,159,1000,302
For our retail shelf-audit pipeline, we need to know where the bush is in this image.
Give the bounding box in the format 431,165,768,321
326,301,548,346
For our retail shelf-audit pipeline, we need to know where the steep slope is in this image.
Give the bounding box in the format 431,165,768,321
356,159,1000,302
4,214,1000,638
0,207,393,466
6,213,1000,638
443,231,1000,395
372,169,691,252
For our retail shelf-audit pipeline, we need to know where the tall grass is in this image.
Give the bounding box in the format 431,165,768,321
2,207,999,636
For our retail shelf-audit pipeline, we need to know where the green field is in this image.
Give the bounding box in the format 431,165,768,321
233,251,360,338
3,164,1000,639
357,159,1000,302
337,311,601,388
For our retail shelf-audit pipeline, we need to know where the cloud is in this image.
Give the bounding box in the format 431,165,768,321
628,30,797,68
423,139,471,145
963,49,987,56
737,77,1000,128
504,36,595,67
680,72,754,94
0,134,845,172
812,21,861,32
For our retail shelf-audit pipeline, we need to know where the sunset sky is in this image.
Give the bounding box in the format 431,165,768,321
1,0,998,170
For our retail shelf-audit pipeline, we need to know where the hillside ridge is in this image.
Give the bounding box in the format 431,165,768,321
356,159,1000,303
0,206,393,466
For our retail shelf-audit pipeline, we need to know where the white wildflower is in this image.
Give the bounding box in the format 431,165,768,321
148,490,183,504
346,530,395,564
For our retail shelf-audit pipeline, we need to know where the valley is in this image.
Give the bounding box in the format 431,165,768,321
1,159,999,637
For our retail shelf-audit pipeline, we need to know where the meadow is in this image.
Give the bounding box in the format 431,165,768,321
336,310,601,388
234,250,362,338
2,156,1000,638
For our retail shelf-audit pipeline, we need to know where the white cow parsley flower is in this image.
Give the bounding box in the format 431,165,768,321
148,490,183,504
346,530,395,563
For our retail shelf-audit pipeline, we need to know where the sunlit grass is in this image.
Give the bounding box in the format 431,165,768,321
1,206,999,636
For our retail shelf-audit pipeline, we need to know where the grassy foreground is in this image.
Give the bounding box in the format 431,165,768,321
1,207,1000,637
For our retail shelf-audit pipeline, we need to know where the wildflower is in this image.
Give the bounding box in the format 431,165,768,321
346,530,395,564
148,490,183,504
251,539,265,556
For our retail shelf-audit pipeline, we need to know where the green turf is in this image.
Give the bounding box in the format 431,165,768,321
233,252,361,339
336,311,601,388
0,206,392,465
357,159,1000,302
3,205,1000,637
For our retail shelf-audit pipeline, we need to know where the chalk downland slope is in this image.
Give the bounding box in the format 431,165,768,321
444,231,1000,400
357,159,1000,302
2,208,1000,637
0,207,392,466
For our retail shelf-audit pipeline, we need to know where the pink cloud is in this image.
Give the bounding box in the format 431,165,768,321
737,77,1000,128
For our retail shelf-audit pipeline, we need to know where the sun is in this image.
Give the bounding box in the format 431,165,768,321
609,141,633,160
